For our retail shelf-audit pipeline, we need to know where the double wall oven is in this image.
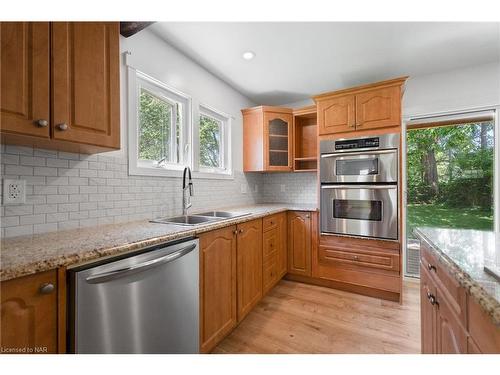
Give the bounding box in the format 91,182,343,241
320,133,399,240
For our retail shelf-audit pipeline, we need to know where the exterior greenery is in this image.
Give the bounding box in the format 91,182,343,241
138,88,181,164
199,114,222,168
407,121,494,238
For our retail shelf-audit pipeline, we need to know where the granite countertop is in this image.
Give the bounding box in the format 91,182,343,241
0,203,317,282
414,227,500,326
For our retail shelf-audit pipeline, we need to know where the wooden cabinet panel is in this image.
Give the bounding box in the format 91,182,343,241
262,228,279,295
264,112,293,171
287,211,312,276
317,95,355,135
435,290,467,354
52,22,120,149
355,86,401,131
1,270,58,354
420,264,436,354
1,22,50,138
467,337,482,354
237,219,263,321
468,298,500,353
319,246,399,273
199,226,237,353
277,212,288,278
242,108,264,172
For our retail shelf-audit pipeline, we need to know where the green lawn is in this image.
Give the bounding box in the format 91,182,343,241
407,204,493,238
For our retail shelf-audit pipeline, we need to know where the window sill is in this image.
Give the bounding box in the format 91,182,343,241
128,164,234,180
193,171,234,180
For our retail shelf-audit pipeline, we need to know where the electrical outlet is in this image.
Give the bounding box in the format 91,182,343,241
280,184,286,193
3,179,26,205
240,184,247,194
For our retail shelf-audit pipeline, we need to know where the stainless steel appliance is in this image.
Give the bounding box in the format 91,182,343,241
69,237,199,354
320,133,399,240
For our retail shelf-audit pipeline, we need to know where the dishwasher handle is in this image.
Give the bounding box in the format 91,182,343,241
85,243,197,284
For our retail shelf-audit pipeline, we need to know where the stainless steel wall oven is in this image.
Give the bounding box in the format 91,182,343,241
320,133,399,240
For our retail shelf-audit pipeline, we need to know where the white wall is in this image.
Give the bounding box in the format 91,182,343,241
118,29,256,172
403,62,500,117
281,62,500,116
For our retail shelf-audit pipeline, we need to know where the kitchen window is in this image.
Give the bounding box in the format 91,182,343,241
196,105,232,176
128,71,191,177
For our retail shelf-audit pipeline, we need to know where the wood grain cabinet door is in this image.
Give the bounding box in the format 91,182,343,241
199,226,237,353
0,270,58,354
1,22,50,138
287,211,312,276
264,112,293,171
277,212,288,278
435,289,467,354
236,219,263,322
355,86,400,131
317,95,355,135
420,264,436,354
51,22,120,148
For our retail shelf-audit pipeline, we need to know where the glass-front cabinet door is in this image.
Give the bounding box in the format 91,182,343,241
264,112,293,171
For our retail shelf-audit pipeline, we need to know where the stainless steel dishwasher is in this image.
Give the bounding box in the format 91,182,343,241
69,237,199,354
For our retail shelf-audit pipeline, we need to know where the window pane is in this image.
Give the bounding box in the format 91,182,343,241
199,114,222,168
138,88,173,162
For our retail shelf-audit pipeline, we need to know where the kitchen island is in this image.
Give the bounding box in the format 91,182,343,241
414,227,500,353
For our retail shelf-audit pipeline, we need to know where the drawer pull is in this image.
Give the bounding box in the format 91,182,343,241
353,255,359,260
427,263,436,272
36,119,48,127
57,123,69,131
39,283,55,294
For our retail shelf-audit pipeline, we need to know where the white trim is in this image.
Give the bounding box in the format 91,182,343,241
196,103,234,178
127,68,193,177
402,105,500,278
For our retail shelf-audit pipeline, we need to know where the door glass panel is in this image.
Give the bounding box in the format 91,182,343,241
336,158,378,175
268,117,289,167
333,199,382,221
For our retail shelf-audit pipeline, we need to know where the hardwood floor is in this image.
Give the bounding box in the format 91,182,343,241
213,279,421,354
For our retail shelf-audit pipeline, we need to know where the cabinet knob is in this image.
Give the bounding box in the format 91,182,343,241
36,119,48,127
427,263,436,272
239,229,243,234
233,229,238,235
426,291,438,306
57,123,69,131
305,214,310,218
353,255,359,260
39,283,55,294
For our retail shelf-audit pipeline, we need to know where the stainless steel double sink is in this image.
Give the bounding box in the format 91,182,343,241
150,211,250,226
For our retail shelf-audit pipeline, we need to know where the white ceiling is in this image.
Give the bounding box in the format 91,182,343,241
150,22,500,105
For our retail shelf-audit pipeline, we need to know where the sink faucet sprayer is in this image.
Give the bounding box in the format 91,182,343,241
182,167,194,215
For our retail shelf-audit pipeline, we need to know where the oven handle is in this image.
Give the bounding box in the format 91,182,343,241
320,149,397,158
321,185,397,189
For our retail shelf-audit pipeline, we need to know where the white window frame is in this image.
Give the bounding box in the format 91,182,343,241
401,105,500,278
194,104,233,179
128,68,192,178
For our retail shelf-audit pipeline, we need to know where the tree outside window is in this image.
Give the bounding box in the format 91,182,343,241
199,113,222,169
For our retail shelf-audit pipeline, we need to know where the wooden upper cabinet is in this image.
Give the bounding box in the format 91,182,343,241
199,226,237,353
0,22,50,138
0,22,120,152
236,219,263,321
1,270,58,354
242,106,293,172
51,22,120,149
314,77,407,136
317,95,355,135
287,211,312,277
355,86,401,130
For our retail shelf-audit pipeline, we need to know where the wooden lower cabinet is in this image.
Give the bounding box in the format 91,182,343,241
199,226,237,353
1,270,59,354
237,219,263,322
262,213,287,295
420,242,500,354
287,211,312,276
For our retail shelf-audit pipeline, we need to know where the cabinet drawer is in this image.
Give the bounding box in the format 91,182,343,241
263,228,278,258
319,246,399,273
263,214,279,232
421,244,467,326
263,259,279,294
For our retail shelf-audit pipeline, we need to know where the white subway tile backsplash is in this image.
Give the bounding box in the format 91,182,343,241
1,145,315,238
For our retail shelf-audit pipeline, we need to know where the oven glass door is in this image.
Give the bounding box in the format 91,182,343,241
320,149,398,183
320,185,398,240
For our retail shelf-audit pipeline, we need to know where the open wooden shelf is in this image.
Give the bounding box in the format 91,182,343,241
293,105,318,172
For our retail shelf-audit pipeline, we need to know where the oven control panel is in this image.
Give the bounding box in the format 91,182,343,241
335,137,380,151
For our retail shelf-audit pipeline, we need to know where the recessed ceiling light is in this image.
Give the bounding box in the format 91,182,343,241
242,51,255,60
